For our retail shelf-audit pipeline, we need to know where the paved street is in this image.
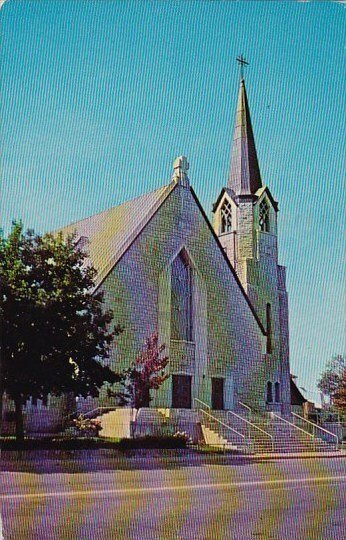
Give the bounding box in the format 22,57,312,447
1,453,345,539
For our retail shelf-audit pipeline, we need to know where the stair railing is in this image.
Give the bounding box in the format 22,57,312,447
227,410,274,453
292,412,338,450
238,401,252,421
65,406,114,423
65,406,136,428
197,407,252,452
271,412,318,450
199,408,246,441
194,398,211,411
238,401,271,425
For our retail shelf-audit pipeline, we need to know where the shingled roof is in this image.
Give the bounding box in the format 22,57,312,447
58,182,176,289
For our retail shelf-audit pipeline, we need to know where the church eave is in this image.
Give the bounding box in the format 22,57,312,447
92,182,178,293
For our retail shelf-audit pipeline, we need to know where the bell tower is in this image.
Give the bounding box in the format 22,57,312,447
213,61,291,415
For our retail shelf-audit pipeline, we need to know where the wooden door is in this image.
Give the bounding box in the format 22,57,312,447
212,378,224,410
172,375,192,408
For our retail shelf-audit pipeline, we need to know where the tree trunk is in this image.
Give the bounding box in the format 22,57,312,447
0,378,3,437
138,386,150,408
14,393,24,443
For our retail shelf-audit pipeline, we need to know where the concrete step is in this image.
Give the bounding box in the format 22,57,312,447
98,409,132,439
199,409,339,454
201,425,237,450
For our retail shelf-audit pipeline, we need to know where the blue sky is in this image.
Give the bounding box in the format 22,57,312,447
1,1,345,402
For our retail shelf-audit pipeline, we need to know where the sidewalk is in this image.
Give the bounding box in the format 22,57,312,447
1,447,345,471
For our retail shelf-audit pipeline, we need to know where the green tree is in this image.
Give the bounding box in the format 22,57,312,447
116,333,169,409
317,354,346,412
0,222,121,441
333,372,346,413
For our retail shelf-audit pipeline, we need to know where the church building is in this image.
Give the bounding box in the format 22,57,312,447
2,74,295,436
61,75,291,418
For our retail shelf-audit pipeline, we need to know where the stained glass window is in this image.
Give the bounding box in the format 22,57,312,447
171,251,193,341
275,382,280,403
266,303,272,354
266,381,273,403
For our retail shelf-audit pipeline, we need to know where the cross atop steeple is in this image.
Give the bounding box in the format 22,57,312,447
236,55,249,80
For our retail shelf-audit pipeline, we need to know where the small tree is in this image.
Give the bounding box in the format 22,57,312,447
0,222,122,441
117,334,169,409
317,354,346,412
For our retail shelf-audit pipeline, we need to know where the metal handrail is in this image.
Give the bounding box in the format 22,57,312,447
67,406,139,438
65,406,125,423
292,412,338,446
194,398,211,411
238,401,254,423
83,407,117,418
238,401,252,414
198,408,245,440
238,401,270,422
271,413,314,438
227,410,274,452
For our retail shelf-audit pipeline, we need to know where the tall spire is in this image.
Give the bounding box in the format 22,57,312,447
228,77,262,196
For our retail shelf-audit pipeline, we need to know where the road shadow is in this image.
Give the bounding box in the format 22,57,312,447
0,449,258,473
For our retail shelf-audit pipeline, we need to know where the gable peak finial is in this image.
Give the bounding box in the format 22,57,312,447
172,155,190,187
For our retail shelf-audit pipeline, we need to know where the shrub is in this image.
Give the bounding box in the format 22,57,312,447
173,431,193,445
0,436,115,450
72,415,102,437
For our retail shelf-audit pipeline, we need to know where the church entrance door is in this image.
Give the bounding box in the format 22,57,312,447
172,375,192,408
211,378,224,410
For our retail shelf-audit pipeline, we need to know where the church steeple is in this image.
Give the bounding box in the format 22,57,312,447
228,77,262,196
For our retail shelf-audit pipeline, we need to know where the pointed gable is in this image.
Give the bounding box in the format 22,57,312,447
255,186,279,212
228,78,262,196
212,187,238,213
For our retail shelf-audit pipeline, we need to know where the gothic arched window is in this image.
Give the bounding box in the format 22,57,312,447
259,200,270,232
171,251,193,341
266,303,272,354
275,382,280,403
220,200,233,234
266,381,273,403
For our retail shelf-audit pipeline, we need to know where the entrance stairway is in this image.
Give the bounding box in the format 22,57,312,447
199,408,338,454
67,405,339,454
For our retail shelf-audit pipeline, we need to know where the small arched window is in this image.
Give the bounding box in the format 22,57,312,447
259,200,270,232
275,382,280,403
220,200,233,234
266,381,273,403
266,303,272,354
